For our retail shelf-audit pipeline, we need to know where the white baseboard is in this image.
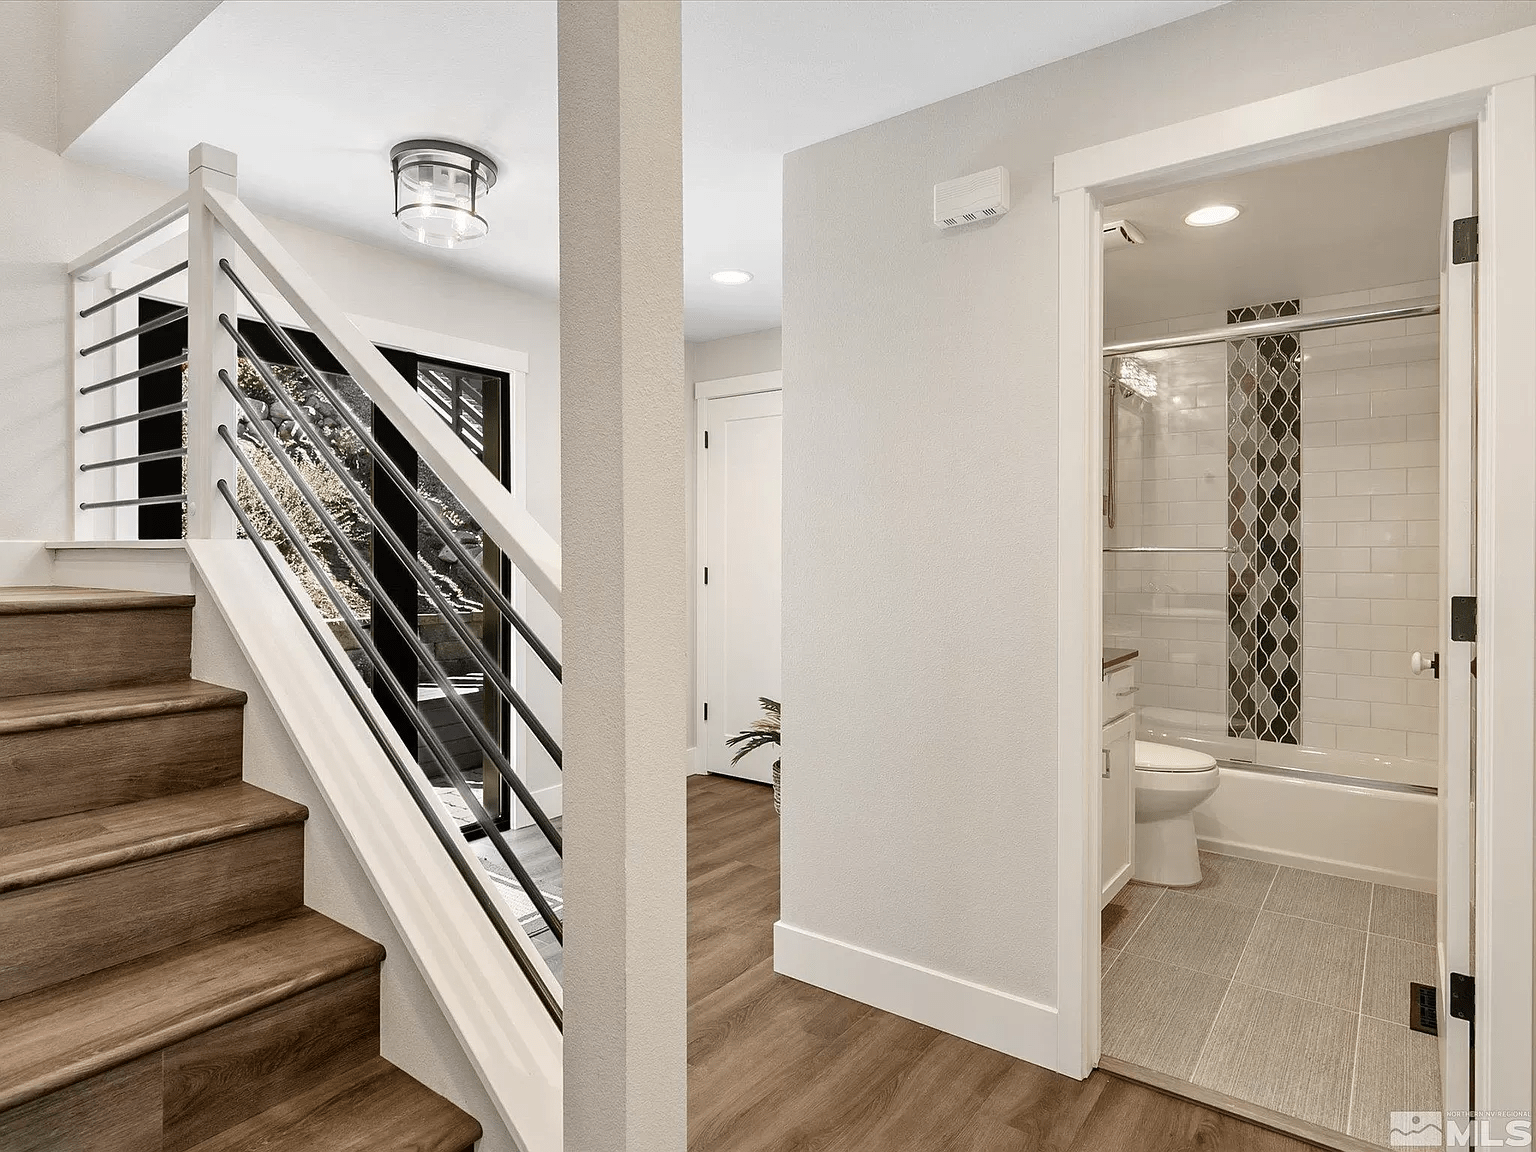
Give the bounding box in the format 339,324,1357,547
514,782,562,828
0,542,52,585
1197,836,1432,893
47,541,192,595
773,921,1058,1069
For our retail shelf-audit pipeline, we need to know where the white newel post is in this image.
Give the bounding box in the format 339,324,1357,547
185,143,240,538
558,1,688,1149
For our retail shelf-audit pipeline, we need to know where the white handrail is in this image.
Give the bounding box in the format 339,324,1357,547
67,192,190,281
201,186,563,610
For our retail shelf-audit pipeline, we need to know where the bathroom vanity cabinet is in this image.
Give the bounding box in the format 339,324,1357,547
1101,651,1137,908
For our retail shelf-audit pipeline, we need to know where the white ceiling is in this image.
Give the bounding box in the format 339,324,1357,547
1104,131,1451,329
69,0,1223,341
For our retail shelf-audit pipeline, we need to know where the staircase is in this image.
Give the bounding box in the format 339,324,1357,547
0,587,482,1151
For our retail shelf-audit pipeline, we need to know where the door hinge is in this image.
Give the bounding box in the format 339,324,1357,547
1452,216,1479,264
703,566,709,585
703,702,708,723
1451,595,1477,642
704,430,709,449
1449,971,1475,1021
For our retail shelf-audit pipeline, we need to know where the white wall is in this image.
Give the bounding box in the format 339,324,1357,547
778,0,1536,1053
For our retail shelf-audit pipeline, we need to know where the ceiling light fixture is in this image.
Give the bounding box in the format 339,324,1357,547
1183,204,1241,228
392,139,498,249
710,269,753,286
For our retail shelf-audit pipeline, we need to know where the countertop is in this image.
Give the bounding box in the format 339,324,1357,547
1103,647,1139,674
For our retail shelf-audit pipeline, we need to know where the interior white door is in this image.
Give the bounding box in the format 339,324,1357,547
703,389,783,783
1436,125,1475,1129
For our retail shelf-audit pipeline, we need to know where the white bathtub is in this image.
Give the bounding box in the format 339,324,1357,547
1192,763,1436,893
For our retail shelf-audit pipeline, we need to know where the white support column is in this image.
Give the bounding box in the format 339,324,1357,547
185,143,240,538
557,2,687,1150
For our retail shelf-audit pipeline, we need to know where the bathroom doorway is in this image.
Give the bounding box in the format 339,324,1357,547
1088,127,1475,1148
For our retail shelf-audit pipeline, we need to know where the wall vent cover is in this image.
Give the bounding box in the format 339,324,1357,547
934,166,1010,229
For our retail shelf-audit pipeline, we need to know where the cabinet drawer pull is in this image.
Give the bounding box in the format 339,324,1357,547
1116,687,1139,697
1102,749,1111,778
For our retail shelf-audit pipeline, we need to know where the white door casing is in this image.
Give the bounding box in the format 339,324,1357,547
702,389,783,783
1436,124,1475,1131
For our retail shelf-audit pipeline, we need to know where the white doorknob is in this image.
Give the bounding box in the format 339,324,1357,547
1411,651,1440,677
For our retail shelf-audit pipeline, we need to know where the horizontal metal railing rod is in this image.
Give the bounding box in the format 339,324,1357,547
78,306,189,357
80,400,188,434
1103,299,1439,357
218,433,564,938
79,354,188,396
220,324,564,755
80,446,187,473
215,480,562,1026
78,261,190,318
78,492,186,511
216,268,562,682
218,381,564,854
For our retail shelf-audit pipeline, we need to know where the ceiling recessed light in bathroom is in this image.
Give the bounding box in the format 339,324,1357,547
710,269,754,286
1184,204,1241,228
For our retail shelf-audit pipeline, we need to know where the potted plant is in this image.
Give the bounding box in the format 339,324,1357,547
726,697,781,814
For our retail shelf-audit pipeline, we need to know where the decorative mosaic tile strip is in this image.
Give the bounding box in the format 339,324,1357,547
1227,301,1303,744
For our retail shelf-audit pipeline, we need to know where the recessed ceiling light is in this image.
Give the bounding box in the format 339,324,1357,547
1184,204,1241,228
710,269,753,286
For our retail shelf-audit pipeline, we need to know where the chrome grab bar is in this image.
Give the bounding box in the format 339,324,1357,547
79,353,188,396
78,261,188,318
79,447,186,472
80,400,188,434
78,492,186,511
78,307,188,357
215,478,562,1028
217,261,562,682
219,340,563,770
218,375,564,850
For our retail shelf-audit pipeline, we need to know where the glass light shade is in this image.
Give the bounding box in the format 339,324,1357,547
391,140,498,250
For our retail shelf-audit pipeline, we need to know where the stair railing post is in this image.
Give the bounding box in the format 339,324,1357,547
185,143,240,539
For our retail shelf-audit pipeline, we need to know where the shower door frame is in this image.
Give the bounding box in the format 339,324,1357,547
1051,30,1536,1127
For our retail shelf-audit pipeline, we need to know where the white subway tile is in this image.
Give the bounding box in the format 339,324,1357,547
1370,441,1438,470
1303,496,1373,524
1304,290,1372,311
1371,545,1438,573
1337,521,1407,548
1337,675,1408,704
1371,493,1438,521
1305,343,1373,372
1306,596,1373,624
1195,522,1228,548
1304,671,1338,698
1306,422,1337,447
1371,599,1437,627
1404,413,1438,441
1301,721,1338,749
1405,678,1438,708
1305,393,1372,423
1403,361,1439,390
1309,697,1372,725
1337,572,1409,599
1333,364,1406,394
1305,445,1372,472
1404,315,1438,336
1305,472,1337,498
1303,522,1337,548
1407,732,1439,761
1367,279,1439,304
1371,332,1438,366
1371,386,1439,417
1305,572,1338,597
1337,469,1407,496
1303,369,1338,396
1308,547,1373,572
1305,621,1338,648
1336,725,1407,756
1309,648,1372,675
1406,520,1438,547
1140,659,1198,686
1371,650,1413,678
1335,416,1408,445
1337,624,1409,651
1333,317,1406,344
1302,328,1337,349
1371,702,1438,734
1407,574,1438,599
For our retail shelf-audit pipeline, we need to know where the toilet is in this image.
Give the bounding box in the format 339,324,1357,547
1133,741,1220,886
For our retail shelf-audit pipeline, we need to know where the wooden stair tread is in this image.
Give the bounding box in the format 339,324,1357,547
0,586,195,615
0,908,384,1113
182,1057,482,1152
0,783,307,893
0,678,246,735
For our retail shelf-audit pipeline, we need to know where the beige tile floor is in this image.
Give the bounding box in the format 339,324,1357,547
1101,852,1439,1146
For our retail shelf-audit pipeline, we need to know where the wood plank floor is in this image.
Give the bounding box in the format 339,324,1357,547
687,773,1327,1152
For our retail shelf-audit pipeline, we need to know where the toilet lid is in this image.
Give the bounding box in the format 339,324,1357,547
1135,740,1218,773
